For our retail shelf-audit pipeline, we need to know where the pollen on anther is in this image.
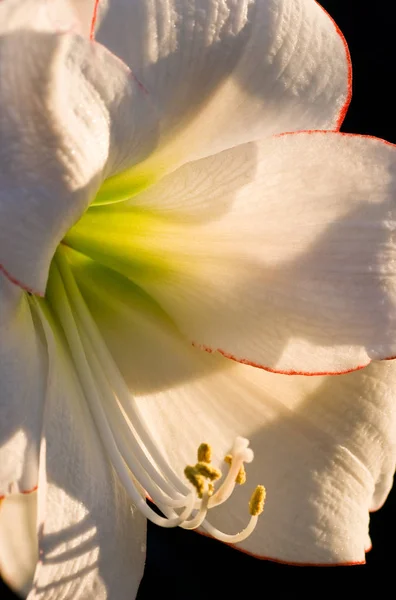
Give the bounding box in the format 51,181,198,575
249,485,266,517
197,443,212,463
195,462,221,481
184,465,205,498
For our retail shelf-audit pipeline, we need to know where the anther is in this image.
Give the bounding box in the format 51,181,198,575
184,466,205,498
249,485,266,517
197,443,212,463
194,462,221,481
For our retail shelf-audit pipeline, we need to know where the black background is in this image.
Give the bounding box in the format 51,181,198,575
1,1,395,598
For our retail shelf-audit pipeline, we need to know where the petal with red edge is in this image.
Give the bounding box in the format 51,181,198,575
70,0,101,36
135,355,396,565
66,131,396,374
92,0,350,203
63,255,396,564
0,6,157,295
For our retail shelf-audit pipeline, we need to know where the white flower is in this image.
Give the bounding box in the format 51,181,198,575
1,0,396,597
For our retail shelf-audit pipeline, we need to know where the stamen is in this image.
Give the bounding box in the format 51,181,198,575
56,251,196,527
180,491,210,530
83,331,190,509
56,248,190,499
42,264,197,530
48,248,266,544
201,513,260,544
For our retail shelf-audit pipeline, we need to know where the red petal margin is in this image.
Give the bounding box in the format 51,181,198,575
195,528,367,566
194,343,369,377
0,263,42,297
195,129,396,377
315,1,353,131
90,0,101,41
226,541,367,567
88,1,352,128
0,485,38,501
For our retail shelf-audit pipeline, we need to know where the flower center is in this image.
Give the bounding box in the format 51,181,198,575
33,245,265,543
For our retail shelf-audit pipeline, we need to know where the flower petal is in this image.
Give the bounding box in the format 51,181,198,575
135,355,396,565
64,256,396,563
0,4,157,294
70,0,101,37
21,302,147,600
0,0,83,35
0,492,38,596
0,274,46,497
0,0,104,38
93,0,350,184
66,131,396,374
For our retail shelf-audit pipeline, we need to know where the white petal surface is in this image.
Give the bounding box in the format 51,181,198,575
67,256,396,564
0,273,46,496
0,0,83,35
66,132,396,374
0,3,157,294
0,492,38,596
93,0,350,187
0,0,101,38
70,0,100,36
24,301,146,600
136,354,396,565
